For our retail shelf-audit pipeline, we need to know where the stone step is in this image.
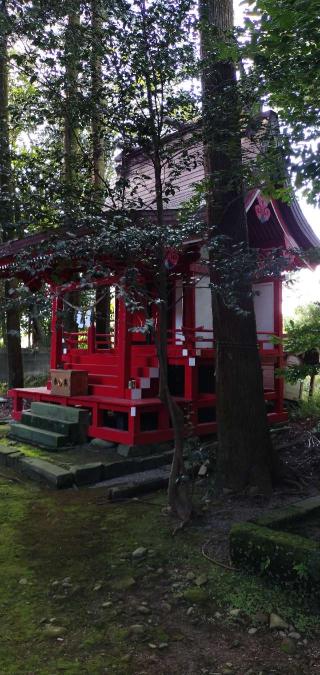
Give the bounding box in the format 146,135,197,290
30,402,90,424
10,423,69,450
21,412,87,443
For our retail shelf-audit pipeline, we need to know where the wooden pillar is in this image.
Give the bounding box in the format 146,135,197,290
50,291,63,371
87,324,96,354
274,279,284,413
117,298,131,396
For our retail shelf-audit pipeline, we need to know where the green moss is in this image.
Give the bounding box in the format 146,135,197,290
230,522,320,591
182,586,210,604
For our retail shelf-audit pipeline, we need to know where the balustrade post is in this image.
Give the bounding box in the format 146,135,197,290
274,279,284,413
117,298,132,396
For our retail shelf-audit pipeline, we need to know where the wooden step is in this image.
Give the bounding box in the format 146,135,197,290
69,363,119,376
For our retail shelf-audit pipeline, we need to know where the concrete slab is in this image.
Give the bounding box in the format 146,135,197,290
31,402,90,424
19,457,74,489
71,462,104,486
117,441,172,458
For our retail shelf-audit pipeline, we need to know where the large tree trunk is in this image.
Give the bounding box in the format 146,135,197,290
0,0,24,388
199,0,277,493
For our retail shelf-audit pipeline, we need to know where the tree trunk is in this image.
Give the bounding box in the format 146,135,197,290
91,0,111,338
63,1,80,225
63,1,80,332
140,0,192,520
309,373,316,399
199,0,277,493
0,0,23,388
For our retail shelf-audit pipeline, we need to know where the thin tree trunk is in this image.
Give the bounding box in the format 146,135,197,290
0,0,23,388
63,1,80,332
91,0,111,338
140,0,192,520
199,0,277,493
309,373,316,399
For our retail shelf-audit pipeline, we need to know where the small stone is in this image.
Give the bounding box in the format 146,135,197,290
93,583,103,592
195,574,208,587
128,624,145,636
186,572,196,581
248,627,258,635
159,642,168,649
288,631,301,640
102,601,113,608
19,578,28,586
198,464,208,477
132,547,148,560
148,643,157,649
269,613,289,630
43,624,66,638
156,567,164,574
62,577,71,583
51,580,59,587
280,637,296,655
229,608,241,617
137,605,151,615
214,611,222,619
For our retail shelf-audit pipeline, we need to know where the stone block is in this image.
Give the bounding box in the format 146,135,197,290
0,446,23,466
4,450,24,467
10,423,68,450
71,462,104,486
19,457,74,489
30,402,90,425
21,413,87,444
89,438,116,450
117,441,172,458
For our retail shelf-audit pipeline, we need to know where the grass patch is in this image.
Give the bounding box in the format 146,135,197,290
0,479,319,673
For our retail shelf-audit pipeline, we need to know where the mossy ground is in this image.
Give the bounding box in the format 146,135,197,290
0,471,319,674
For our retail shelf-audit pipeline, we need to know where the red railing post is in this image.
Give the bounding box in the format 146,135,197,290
274,279,284,413
117,298,131,396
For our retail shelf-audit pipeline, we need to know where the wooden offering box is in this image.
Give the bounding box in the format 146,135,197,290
51,369,88,397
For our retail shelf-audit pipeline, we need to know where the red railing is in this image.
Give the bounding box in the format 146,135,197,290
62,327,115,353
168,327,281,352
62,326,281,354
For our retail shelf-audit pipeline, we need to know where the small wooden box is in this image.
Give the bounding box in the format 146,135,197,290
50,369,88,397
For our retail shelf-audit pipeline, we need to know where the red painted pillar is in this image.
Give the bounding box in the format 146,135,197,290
50,290,63,371
274,279,284,413
117,298,131,396
87,324,96,354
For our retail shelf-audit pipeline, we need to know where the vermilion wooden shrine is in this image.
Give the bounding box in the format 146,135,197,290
1,111,319,448
0,183,318,448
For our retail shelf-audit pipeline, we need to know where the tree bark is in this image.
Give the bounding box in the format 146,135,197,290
309,373,316,399
0,0,24,388
199,0,277,493
91,0,111,337
63,1,80,332
140,0,192,520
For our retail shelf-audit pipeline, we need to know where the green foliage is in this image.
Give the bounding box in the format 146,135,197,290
245,0,320,202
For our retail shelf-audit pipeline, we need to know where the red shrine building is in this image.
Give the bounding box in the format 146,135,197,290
1,116,319,449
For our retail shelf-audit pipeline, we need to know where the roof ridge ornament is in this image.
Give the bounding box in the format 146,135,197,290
255,194,271,223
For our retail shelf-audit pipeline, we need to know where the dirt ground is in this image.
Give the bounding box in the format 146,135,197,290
1,416,320,674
